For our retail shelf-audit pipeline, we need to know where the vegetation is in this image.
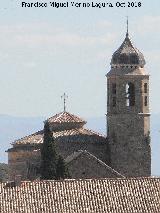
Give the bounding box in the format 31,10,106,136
40,122,57,179
40,122,69,180
56,155,70,180
0,163,10,182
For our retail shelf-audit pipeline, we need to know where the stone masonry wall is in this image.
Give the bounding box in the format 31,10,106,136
107,71,151,177
67,152,122,179
8,135,109,180
55,135,108,164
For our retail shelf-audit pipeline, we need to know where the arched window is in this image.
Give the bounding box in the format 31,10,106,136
144,83,147,93
119,54,129,64
112,83,116,94
144,96,148,106
126,82,135,106
112,54,118,64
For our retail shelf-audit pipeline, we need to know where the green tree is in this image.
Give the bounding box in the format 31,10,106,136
0,163,10,182
56,155,70,180
40,122,57,180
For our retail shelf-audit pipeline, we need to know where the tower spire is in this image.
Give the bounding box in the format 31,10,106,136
126,16,129,37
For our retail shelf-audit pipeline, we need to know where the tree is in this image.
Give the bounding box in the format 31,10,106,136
56,155,70,180
40,122,57,180
0,163,10,182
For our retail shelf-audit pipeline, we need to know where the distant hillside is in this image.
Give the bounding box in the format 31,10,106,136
0,114,160,176
0,163,10,182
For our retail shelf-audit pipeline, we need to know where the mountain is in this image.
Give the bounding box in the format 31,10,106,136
0,114,159,176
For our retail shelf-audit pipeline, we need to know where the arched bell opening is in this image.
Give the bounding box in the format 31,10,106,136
126,82,135,107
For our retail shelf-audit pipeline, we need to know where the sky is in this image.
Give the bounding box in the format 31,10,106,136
0,0,160,119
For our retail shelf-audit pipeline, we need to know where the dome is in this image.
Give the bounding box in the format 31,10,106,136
46,111,86,131
111,33,146,67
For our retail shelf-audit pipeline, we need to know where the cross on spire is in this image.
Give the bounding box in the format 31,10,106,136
61,93,68,112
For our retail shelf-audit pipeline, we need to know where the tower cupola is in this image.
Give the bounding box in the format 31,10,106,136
111,33,146,68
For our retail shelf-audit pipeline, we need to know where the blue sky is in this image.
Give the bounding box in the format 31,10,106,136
0,0,160,118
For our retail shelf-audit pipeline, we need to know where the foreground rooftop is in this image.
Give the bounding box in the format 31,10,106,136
0,177,160,213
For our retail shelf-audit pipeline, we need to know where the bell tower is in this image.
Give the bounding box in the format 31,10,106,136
106,27,151,177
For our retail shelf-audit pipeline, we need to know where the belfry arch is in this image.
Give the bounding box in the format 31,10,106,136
125,82,135,107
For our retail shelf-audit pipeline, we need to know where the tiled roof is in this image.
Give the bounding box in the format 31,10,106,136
12,128,105,145
111,33,146,67
65,150,124,178
52,128,105,138
1,178,160,213
47,111,86,124
10,111,105,146
12,130,44,145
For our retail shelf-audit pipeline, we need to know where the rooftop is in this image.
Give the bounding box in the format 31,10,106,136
111,33,146,67
47,111,86,125
1,177,160,213
11,127,105,146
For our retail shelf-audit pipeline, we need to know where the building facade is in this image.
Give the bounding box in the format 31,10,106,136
7,111,109,180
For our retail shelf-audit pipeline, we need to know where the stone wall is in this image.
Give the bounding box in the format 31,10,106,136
107,68,151,177
108,113,151,177
8,148,41,180
55,135,109,164
8,135,109,180
67,151,123,179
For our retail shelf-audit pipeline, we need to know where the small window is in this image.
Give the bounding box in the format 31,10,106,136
144,83,147,93
112,83,116,94
112,97,116,107
144,96,148,106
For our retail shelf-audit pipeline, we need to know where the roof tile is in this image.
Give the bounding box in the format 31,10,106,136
1,178,160,213
47,111,86,124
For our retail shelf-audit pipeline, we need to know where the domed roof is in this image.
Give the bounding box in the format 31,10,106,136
46,111,86,131
47,111,86,124
111,33,146,67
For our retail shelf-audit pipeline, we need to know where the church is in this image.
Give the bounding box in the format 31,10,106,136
7,26,151,180
2,25,159,213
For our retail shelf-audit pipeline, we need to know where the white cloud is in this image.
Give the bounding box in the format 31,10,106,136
0,22,116,66
0,22,116,48
15,32,115,47
136,16,160,35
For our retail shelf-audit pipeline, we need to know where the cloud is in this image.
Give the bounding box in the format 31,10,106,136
15,32,115,48
0,22,116,48
0,21,116,66
136,16,160,35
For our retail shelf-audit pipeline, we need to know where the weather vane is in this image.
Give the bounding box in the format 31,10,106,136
61,93,68,112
